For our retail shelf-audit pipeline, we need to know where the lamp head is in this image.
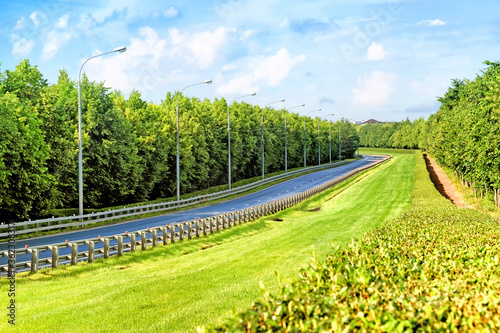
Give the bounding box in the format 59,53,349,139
280,98,285,102
114,46,127,53
204,79,212,84
251,92,257,96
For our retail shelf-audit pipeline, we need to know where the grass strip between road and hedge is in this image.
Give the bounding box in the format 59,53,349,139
0,153,415,333
205,152,500,332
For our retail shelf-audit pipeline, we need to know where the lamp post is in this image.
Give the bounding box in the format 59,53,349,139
284,104,305,172
228,92,256,190
176,79,212,201
329,121,332,164
327,113,335,164
78,45,126,218
317,119,321,166
338,118,342,162
303,108,321,168
328,113,342,162
263,99,285,179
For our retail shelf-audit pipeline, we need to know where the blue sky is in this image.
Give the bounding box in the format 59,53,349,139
1,0,499,122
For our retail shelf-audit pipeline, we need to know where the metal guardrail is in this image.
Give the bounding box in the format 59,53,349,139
0,155,391,276
0,161,350,238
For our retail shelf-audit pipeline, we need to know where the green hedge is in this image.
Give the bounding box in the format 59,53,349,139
204,153,500,332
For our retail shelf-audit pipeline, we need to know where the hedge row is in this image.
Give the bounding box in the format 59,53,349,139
204,153,500,332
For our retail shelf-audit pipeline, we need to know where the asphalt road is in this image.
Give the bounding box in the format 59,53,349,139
1,155,384,270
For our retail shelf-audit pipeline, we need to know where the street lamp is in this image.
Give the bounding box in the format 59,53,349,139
303,108,321,168
284,104,305,172
228,92,257,190
176,79,212,201
328,113,342,162
262,99,285,179
78,45,126,218
327,113,335,164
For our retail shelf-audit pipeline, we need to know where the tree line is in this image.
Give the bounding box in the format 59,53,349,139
358,61,500,208
0,60,360,221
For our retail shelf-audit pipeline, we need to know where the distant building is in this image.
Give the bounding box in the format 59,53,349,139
361,119,382,125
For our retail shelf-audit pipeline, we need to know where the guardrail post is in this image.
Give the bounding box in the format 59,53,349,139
162,227,168,245
71,243,78,265
188,222,192,239
104,238,110,259
209,218,214,234
88,242,94,263
152,229,158,247
30,249,38,273
130,234,136,252
179,223,184,241
51,246,59,268
118,236,123,256
170,225,176,244
141,232,147,250
222,215,227,230
195,220,200,238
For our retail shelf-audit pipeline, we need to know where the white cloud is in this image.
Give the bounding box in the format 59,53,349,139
164,6,178,18
12,38,36,57
169,26,229,69
217,48,306,95
255,48,306,86
366,42,387,61
29,11,42,27
352,71,397,106
41,30,73,61
13,17,27,31
55,15,70,29
418,19,446,26
240,29,257,40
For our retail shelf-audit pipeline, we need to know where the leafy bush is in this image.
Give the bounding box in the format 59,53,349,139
204,153,500,332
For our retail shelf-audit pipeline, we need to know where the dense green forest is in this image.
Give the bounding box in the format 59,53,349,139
0,60,359,221
358,61,500,208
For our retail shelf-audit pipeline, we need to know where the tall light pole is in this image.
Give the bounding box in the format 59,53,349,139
317,119,321,166
329,121,332,164
78,45,126,218
338,118,342,162
176,79,212,201
263,99,285,179
284,104,305,172
327,113,335,164
228,92,256,190
303,108,321,168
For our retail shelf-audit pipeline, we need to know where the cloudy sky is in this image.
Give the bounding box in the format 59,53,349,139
1,0,499,122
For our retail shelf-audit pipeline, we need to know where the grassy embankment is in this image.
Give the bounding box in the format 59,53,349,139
1,153,415,332
208,152,500,332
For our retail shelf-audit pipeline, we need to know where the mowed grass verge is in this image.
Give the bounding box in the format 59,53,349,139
1,154,415,332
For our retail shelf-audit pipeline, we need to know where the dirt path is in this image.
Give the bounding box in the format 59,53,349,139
423,154,466,208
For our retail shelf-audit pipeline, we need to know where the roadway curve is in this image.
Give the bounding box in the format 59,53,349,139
1,156,384,270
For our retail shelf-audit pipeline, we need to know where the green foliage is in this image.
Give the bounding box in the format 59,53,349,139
358,61,500,209
0,60,361,220
426,61,500,207
207,153,500,332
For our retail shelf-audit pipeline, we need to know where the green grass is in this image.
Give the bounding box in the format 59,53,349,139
0,153,415,333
